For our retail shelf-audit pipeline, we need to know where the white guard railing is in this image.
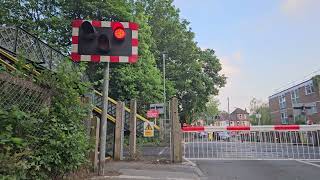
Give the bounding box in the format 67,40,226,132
182,125,320,160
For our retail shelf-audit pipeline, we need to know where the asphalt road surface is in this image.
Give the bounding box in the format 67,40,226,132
195,160,320,180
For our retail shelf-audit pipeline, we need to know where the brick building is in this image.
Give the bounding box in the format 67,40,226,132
269,77,320,125
214,108,251,126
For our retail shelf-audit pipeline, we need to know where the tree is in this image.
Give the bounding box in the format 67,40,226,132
194,96,220,124
0,0,166,113
139,0,226,120
0,0,226,118
249,98,272,125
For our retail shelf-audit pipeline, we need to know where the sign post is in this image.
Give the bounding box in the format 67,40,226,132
71,20,139,175
99,62,110,174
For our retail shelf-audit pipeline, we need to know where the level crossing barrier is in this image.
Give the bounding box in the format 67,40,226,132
182,125,320,160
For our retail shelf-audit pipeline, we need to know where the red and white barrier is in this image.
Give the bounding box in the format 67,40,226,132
182,125,320,132
182,125,320,160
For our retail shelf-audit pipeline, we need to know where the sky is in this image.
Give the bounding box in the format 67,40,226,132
173,0,320,112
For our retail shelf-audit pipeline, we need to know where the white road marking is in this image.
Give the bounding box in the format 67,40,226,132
93,175,195,180
159,147,168,155
183,157,197,167
295,159,320,168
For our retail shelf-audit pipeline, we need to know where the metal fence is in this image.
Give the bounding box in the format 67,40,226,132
0,26,65,71
182,125,320,160
0,72,51,113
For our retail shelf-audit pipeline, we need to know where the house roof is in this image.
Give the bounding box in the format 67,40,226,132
231,108,248,115
219,112,229,121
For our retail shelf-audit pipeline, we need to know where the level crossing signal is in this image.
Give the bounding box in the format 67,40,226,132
71,20,139,63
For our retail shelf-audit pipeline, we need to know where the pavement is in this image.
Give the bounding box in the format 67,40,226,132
123,146,171,161
90,161,202,180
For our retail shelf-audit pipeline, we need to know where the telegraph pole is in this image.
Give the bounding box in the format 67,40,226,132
163,54,166,121
160,54,166,140
227,97,230,125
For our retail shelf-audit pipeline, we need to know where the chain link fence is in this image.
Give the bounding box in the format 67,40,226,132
0,72,52,114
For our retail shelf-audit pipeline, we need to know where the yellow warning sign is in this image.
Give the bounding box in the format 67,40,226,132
144,122,154,137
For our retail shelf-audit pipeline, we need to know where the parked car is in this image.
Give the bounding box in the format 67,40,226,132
218,132,230,141
196,131,208,139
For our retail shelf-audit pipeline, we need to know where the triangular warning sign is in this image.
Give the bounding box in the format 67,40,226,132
145,123,153,130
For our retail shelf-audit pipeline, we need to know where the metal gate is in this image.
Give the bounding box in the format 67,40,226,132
182,125,320,160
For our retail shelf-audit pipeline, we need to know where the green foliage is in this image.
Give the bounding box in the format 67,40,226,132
193,97,220,124
0,64,6,72
0,60,92,179
249,98,272,125
294,115,306,125
1,0,226,119
295,119,306,125
140,0,226,119
312,75,320,89
0,107,33,179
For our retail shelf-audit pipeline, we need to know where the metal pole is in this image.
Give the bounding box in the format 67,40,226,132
227,97,230,125
161,54,166,141
163,54,166,120
99,62,110,175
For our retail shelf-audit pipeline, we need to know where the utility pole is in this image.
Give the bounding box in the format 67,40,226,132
227,97,230,126
163,54,166,120
161,54,166,140
99,62,110,175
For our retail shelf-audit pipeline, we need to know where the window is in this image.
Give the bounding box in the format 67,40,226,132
305,83,315,95
238,114,243,119
307,105,317,115
279,95,286,109
280,110,288,124
291,89,299,104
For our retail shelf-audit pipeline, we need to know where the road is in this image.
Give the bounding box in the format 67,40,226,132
185,140,320,180
195,160,320,180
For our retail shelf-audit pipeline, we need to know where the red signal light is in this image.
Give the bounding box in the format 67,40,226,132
112,22,126,41
114,28,126,40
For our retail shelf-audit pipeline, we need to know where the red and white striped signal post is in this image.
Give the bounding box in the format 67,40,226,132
71,20,139,175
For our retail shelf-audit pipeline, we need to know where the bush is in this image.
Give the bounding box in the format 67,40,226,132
0,60,92,179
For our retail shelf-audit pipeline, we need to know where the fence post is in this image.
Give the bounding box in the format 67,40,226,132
89,116,100,172
114,101,124,160
170,97,182,163
129,99,137,159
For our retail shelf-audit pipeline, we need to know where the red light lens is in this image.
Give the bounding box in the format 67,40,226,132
114,28,126,40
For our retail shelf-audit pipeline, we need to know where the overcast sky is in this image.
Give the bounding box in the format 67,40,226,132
173,0,320,112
